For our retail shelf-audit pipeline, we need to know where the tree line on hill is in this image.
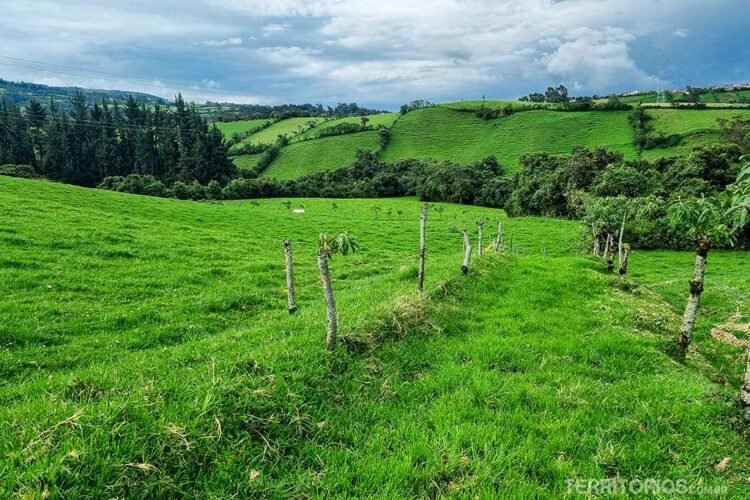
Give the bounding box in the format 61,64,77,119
82,140,749,250
0,93,235,187
210,102,385,122
0,79,167,109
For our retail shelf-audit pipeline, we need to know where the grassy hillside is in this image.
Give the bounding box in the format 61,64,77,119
3,177,750,496
295,113,400,141
215,119,271,137
231,153,262,171
381,107,637,170
263,131,380,179
218,105,742,180
0,79,166,108
441,100,548,110
647,108,750,136
637,108,750,161
241,117,325,146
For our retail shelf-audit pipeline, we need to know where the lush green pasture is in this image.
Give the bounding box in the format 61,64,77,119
647,108,750,136
380,107,638,170
230,154,262,171
219,106,743,181
628,249,750,386
3,177,749,497
699,89,750,104
241,117,325,146
214,119,271,138
441,100,547,111
295,113,400,141
619,93,660,104
263,131,380,179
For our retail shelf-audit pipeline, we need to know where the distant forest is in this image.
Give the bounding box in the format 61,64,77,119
205,102,386,122
0,93,235,188
0,79,167,109
0,79,385,120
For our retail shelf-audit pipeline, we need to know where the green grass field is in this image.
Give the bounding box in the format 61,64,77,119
646,108,750,136
214,119,271,138
241,117,326,146
230,154,262,171
216,104,745,180
263,131,380,179
2,176,750,497
295,113,400,141
380,107,638,170
441,100,548,111
698,89,750,104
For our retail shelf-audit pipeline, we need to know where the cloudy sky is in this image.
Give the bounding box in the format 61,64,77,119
0,0,748,109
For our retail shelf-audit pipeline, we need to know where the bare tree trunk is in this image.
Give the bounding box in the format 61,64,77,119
741,346,750,419
602,233,612,264
618,246,629,278
283,239,298,314
494,220,504,252
461,230,473,275
317,249,338,351
678,243,709,360
618,213,626,266
477,221,485,257
418,205,427,293
606,234,616,273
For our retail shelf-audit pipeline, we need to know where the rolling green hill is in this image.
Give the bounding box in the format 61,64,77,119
231,153,262,171
216,103,742,180
3,176,750,496
380,107,637,169
215,119,272,138
636,108,750,160
0,79,167,109
646,108,750,136
295,113,400,141
240,117,326,146
264,131,380,179
441,100,549,111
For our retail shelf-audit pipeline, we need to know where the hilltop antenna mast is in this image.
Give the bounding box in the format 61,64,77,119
656,54,666,104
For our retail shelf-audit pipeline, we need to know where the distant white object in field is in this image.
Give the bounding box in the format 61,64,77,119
293,208,305,214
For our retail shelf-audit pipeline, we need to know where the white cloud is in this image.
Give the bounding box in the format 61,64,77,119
543,27,658,88
673,28,689,38
1,0,743,104
200,37,243,47
262,23,289,36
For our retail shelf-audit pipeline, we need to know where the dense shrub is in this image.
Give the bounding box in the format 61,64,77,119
0,164,39,179
99,175,170,197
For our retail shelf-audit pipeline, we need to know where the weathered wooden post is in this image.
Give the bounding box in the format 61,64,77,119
617,213,626,265
461,229,473,275
602,233,612,264
418,205,428,293
741,346,750,420
476,218,486,257
283,239,298,314
494,220,504,253
592,225,600,257
606,234,616,273
618,243,630,278
677,236,709,360
317,247,338,351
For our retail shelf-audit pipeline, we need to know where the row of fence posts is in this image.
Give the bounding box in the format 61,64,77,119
280,205,513,350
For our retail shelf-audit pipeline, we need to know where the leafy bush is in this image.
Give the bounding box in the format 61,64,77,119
99,175,170,197
0,164,39,179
